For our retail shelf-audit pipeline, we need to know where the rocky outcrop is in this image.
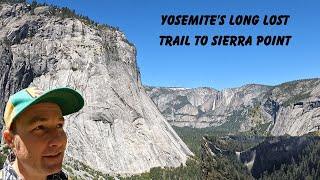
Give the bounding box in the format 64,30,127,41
0,2,193,176
146,79,320,136
239,136,320,178
202,135,320,179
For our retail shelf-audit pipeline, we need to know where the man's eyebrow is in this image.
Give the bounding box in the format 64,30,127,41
29,116,48,124
29,116,64,124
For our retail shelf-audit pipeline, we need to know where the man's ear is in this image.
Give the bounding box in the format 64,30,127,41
3,129,14,148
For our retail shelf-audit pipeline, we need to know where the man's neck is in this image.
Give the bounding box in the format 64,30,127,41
12,159,47,180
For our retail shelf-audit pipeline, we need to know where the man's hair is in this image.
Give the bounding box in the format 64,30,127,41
9,120,17,134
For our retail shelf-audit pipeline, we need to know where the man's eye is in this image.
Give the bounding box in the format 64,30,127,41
34,125,45,131
57,123,64,128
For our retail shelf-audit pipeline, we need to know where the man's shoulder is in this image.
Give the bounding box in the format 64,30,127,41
0,169,72,180
0,169,70,180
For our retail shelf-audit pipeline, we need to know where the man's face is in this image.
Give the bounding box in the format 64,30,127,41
9,102,67,176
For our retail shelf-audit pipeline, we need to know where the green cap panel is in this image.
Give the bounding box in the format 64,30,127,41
3,87,84,130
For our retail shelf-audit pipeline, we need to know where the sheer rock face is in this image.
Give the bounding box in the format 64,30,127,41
0,3,193,176
146,79,320,136
145,85,272,129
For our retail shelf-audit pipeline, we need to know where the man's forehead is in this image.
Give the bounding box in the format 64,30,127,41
18,103,64,125
28,115,64,124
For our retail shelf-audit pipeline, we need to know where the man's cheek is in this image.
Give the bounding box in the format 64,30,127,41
14,139,30,159
62,131,68,149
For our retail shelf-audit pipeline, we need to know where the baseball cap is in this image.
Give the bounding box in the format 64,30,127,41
3,87,84,130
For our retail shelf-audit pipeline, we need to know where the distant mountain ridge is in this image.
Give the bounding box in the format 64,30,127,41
145,78,320,136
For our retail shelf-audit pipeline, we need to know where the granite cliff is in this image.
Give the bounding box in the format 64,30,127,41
0,2,193,177
145,78,320,136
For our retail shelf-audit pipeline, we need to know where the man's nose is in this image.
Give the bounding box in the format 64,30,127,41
48,128,67,148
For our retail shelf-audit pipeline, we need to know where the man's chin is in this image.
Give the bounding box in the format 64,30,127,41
42,162,63,175
42,152,64,174
46,163,62,175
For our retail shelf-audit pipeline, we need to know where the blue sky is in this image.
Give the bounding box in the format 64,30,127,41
29,0,320,90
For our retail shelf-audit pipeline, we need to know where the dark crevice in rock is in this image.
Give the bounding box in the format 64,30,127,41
111,87,143,121
263,98,280,123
